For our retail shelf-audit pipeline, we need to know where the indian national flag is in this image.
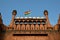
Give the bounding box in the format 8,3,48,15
24,10,31,15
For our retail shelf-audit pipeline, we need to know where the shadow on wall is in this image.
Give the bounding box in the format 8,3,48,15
0,24,6,40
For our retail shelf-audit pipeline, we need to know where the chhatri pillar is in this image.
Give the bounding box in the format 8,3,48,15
20,20,26,30
9,10,17,28
26,24,30,30
31,21,35,30
21,24,25,30
39,21,44,30
35,21,39,30
16,24,20,30
44,10,52,30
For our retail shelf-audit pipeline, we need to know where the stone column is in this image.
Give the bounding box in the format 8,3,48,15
44,10,52,28
35,21,39,30
16,24,20,30
26,24,30,30
40,21,44,30
31,21,35,30
20,20,25,30
13,24,16,30
9,10,17,28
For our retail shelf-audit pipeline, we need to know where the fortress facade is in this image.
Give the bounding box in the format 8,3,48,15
0,10,60,40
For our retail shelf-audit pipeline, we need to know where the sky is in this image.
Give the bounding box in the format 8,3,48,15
0,0,60,26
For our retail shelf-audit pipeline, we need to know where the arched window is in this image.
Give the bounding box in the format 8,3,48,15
15,21,19,24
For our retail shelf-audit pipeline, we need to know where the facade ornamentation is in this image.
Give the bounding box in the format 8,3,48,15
0,10,60,40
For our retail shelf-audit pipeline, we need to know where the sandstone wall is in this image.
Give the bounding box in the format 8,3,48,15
2,31,60,40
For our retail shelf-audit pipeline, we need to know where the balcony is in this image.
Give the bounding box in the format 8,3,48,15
6,30,59,34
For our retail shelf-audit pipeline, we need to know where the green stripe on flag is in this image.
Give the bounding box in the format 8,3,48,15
24,11,31,16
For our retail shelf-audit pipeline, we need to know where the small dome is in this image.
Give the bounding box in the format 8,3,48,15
33,17,36,19
40,17,45,19
37,17,40,19
15,17,20,19
12,10,17,15
29,17,32,18
24,17,28,18
44,10,48,16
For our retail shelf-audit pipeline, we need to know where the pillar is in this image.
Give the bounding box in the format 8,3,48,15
9,10,17,28
44,10,52,29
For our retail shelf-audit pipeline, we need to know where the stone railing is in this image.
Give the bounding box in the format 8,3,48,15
0,30,59,34
5,30,59,34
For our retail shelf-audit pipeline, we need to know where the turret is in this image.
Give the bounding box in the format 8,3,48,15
44,10,52,30
0,13,3,25
54,14,60,31
58,14,60,24
58,14,60,31
9,10,17,27
44,10,49,24
0,13,3,31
